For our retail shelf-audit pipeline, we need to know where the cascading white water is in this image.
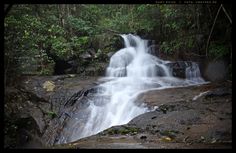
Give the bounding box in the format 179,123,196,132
58,34,206,144
106,34,171,77
185,62,205,83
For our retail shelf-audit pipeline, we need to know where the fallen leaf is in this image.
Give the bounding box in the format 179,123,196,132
161,136,173,142
43,81,56,92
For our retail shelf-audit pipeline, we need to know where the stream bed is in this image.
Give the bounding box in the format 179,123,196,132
4,34,232,149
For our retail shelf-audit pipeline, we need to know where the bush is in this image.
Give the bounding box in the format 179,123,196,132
209,42,230,59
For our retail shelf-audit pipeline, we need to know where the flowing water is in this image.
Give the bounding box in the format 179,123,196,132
57,34,206,144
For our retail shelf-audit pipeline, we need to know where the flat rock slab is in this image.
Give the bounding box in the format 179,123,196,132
5,75,231,149
56,81,231,149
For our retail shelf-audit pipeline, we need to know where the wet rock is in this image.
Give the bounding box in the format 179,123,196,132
205,87,231,98
165,61,193,78
155,65,166,76
5,76,100,148
4,105,44,149
5,76,232,149
102,125,141,136
147,44,159,57
203,60,229,82
5,88,48,132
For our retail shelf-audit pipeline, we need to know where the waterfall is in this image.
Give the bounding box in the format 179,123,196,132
57,34,206,144
106,34,170,77
185,62,205,83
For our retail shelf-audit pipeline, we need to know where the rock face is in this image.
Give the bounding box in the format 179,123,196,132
57,81,232,149
4,75,100,148
4,87,49,148
4,76,232,149
203,60,229,82
165,61,193,78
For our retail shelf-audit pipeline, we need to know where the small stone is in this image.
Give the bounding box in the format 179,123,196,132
211,138,217,143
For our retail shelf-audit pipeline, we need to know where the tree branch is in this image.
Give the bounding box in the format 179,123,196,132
205,4,222,57
221,4,232,24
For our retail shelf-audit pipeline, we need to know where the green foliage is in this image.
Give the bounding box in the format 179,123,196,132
209,43,230,59
94,5,156,34
67,15,94,35
105,126,140,135
48,25,65,36
39,61,54,75
50,36,71,58
160,130,180,139
47,111,57,119
160,40,187,55
40,69,52,75
160,42,172,54
4,4,231,82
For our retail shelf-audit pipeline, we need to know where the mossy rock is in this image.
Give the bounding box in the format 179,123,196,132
159,130,180,138
47,111,57,119
104,126,141,136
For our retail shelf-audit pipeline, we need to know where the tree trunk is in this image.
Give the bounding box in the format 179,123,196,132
58,4,66,28
221,5,232,24
205,5,222,57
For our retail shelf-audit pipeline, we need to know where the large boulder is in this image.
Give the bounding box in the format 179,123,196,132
203,60,229,82
4,76,100,148
4,87,48,148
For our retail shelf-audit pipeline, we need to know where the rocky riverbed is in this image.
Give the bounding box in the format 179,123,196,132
4,75,232,149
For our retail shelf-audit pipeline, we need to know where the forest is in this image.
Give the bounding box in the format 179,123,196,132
4,4,232,149
5,4,232,84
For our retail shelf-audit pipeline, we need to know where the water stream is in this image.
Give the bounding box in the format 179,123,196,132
57,34,206,144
